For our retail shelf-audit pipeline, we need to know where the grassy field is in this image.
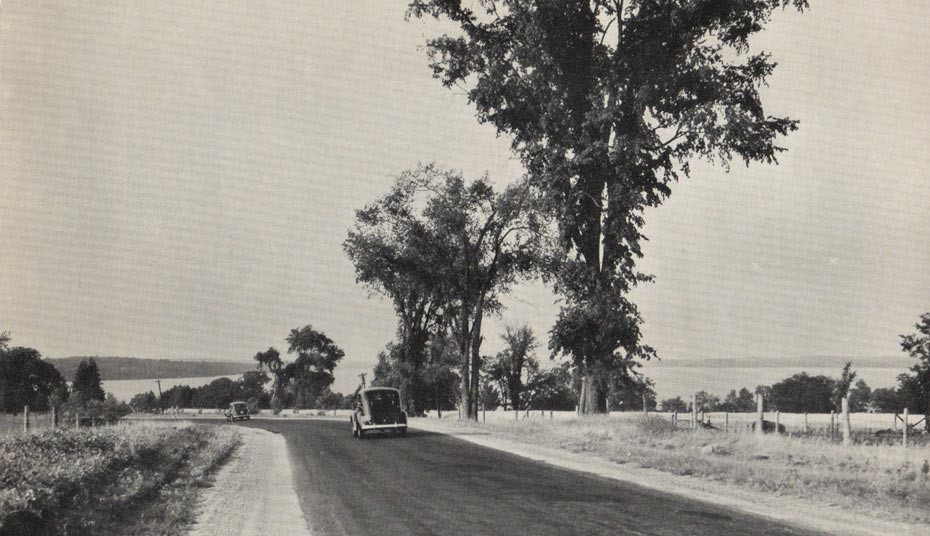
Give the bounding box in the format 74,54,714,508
0,421,239,535
425,411,930,524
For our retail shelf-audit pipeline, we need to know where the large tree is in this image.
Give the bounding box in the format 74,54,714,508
767,372,834,413
346,165,545,419
254,347,288,412
0,346,66,412
409,0,806,413
286,325,345,408
72,358,106,403
345,173,448,414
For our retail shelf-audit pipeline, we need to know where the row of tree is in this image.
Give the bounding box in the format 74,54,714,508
345,1,810,417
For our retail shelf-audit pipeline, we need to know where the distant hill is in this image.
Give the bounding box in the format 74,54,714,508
48,356,256,381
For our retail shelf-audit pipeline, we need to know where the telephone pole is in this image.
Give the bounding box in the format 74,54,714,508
358,373,367,389
155,380,163,413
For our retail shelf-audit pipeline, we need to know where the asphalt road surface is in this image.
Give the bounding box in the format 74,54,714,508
239,419,825,536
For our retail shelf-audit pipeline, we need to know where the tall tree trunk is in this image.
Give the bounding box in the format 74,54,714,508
577,360,608,415
467,297,486,420
460,357,471,420
584,364,608,414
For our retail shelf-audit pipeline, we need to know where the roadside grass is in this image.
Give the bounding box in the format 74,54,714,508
434,415,930,524
0,421,240,535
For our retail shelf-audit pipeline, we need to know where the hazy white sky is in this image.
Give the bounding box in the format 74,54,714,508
2,1,928,395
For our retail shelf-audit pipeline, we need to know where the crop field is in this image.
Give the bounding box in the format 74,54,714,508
0,421,239,535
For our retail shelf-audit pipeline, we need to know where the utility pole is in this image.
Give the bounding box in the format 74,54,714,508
155,380,163,414
358,373,367,389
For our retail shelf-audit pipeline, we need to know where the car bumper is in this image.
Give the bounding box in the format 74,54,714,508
359,423,407,431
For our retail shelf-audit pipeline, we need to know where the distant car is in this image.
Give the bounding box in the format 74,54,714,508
225,401,250,422
350,387,407,438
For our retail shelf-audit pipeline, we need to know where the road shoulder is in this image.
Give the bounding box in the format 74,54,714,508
411,418,923,536
187,425,311,536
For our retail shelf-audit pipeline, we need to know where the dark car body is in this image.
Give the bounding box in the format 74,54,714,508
225,401,250,422
351,387,407,438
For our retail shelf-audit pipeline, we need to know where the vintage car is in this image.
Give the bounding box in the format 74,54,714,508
225,401,250,422
350,387,407,438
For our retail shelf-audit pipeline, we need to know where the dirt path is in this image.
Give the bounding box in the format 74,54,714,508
188,425,310,536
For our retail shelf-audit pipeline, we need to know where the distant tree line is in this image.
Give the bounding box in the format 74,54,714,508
655,314,930,432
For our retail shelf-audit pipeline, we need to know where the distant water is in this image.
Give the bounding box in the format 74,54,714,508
642,363,907,400
103,375,242,402
101,366,911,404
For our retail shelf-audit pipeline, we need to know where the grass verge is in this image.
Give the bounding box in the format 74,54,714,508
427,415,930,524
0,421,240,535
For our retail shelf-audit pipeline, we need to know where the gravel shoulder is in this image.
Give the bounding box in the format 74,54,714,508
410,418,923,536
188,425,311,536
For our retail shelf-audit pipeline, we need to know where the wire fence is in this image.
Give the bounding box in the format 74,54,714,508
0,407,123,436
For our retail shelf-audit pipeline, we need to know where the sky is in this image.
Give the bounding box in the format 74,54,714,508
2,1,928,396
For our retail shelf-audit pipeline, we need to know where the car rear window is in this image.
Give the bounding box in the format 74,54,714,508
367,391,400,413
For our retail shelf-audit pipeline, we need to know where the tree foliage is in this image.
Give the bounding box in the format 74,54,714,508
833,361,857,410
286,325,345,408
896,313,930,425
659,396,688,413
254,347,287,411
0,346,66,413
409,0,806,414
346,164,545,419
486,325,538,411
721,388,756,412
767,372,834,413
608,375,656,411
524,362,577,411
72,358,106,403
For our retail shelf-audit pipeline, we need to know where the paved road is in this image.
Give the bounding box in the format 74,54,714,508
239,419,824,536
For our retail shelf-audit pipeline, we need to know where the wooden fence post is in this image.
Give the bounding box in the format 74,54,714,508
775,411,780,434
691,393,697,431
756,395,764,438
725,412,729,433
894,412,898,431
842,397,851,446
829,411,835,441
804,412,809,434
903,408,909,449
23,406,29,433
